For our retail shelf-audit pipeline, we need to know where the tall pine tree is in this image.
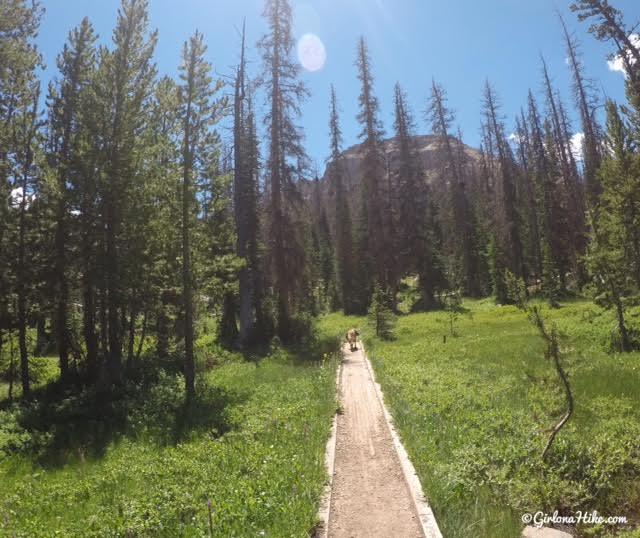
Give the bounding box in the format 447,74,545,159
259,0,309,341
177,30,224,399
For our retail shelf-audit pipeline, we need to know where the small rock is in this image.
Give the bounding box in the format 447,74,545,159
522,526,572,538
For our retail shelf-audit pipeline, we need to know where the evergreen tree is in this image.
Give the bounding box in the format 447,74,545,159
560,14,602,205
541,56,587,283
95,0,157,384
355,37,390,302
327,85,356,314
144,76,182,365
513,110,542,279
428,81,480,297
233,22,260,347
202,152,241,349
0,0,44,397
588,101,640,351
571,0,640,110
482,82,526,293
393,83,442,308
177,29,224,398
258,0,309,341
367,283,396,340
47,17,97,382
310,177,337,311
14,85,41,397
526,91,565,301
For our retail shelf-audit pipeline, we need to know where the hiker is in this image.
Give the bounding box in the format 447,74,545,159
346,328,359,352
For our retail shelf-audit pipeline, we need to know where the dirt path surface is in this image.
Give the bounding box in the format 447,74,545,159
327,344,425,538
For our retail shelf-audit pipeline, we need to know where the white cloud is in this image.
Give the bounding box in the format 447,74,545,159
571,132,585,162
608,34,640,76
608,56,625,74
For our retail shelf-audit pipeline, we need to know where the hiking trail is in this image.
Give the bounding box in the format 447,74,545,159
324,343,441,538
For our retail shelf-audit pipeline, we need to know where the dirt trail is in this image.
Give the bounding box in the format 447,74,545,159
327,344,424,538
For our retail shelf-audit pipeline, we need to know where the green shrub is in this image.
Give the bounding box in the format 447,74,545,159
367,283,396,340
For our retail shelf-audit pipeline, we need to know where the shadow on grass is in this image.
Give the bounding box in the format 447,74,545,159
2,319,341,468
236,326,342,365
3,368,247,469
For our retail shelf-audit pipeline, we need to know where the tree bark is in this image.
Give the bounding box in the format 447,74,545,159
219,291,239,348
182,85,195,400
126,304,138,369
234,21,254,347
611,281,631,352
135,309,148,363
16,93,39,398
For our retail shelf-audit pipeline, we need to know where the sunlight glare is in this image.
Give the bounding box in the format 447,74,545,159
297,33,326,72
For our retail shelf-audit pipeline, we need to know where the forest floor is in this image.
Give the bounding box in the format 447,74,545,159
327,342,424,537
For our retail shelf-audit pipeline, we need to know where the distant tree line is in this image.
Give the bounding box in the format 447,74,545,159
2,0,640,400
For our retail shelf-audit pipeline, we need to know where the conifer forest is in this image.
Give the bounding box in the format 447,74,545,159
1,1,640,537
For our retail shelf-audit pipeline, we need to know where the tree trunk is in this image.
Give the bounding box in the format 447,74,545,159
126,305,137,370
234,22,254,347
8,332,15,402
35,315,47,355
135,309,148,363
182,94,196,400
16,95,37,398
541,325,574,461
83,275,99,382
612,282,631,352
55,195,70,381
18,232,30,397
156,293,169,360
106,199,122,384
99,276,109,362
219,291,239,348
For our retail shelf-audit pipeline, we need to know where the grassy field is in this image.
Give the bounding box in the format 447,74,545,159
0,355,60,401
319,299,640,538
0,337,338,537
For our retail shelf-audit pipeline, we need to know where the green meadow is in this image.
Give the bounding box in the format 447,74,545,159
0,337,338,537
319,300,640,538
2,300,639,537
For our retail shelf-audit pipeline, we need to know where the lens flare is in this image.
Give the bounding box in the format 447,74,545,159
297,33,326,72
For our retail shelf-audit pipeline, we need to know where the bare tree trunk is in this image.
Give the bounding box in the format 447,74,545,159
530,307,574,461
135,309,148,363
542,344,573,461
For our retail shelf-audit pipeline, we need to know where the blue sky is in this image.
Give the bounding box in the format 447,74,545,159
36,0,639,171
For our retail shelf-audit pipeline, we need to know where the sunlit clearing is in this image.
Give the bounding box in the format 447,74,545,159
297,33,326,72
